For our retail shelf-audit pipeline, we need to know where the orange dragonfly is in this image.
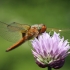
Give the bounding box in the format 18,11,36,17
0,21,46,52
0,21,69,52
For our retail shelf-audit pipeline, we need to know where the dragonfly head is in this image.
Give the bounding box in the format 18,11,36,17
38,24,46,34
31,24,46,34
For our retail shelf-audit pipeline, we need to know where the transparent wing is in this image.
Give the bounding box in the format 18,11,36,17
0,21,30,43
47,28,70,32
7,22,30,33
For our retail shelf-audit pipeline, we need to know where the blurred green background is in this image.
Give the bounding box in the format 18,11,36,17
0,0,70,70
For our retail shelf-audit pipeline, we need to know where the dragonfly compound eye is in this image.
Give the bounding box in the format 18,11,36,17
39,24,47,34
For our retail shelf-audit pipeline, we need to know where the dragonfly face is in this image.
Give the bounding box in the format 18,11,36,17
31,24,46,35
0,21,46,52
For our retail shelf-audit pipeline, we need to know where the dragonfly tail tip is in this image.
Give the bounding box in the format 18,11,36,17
5,50,9,52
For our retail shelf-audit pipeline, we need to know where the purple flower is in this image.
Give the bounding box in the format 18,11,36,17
31,32,70,69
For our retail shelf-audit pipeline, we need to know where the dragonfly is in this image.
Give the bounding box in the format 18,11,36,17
0,21,46,52
0,21,69,52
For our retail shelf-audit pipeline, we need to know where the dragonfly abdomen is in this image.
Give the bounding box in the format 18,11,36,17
6,37,26,52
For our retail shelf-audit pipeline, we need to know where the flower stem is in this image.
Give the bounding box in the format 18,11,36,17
48,66,52,70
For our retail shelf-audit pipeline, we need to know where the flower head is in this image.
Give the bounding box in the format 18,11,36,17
31,32,70,69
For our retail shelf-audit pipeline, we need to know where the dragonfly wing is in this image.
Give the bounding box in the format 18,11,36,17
0,21,29,43
47,27,70,32
47,28,63,32
7,22,31,33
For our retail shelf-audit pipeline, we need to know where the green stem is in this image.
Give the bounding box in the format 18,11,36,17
48,66,52,70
